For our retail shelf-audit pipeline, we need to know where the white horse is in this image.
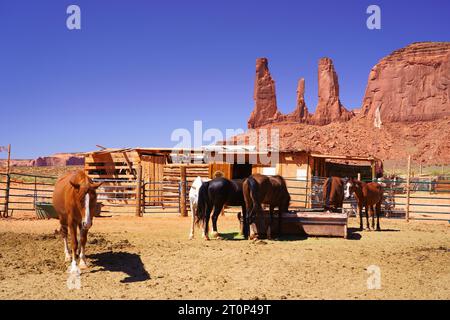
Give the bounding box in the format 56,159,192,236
188,176,211,239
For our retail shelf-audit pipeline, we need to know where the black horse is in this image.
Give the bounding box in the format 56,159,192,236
195,177,246,240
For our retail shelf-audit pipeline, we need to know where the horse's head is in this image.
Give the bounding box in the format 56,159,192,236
70,171,102,229
344,177,358,199
281,192,291,214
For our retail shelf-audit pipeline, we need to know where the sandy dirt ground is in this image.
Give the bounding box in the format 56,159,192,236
0,214,449,300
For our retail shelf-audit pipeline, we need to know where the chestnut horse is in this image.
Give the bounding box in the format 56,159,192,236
344,177,383,231
53,170,101,272
195,177,246,240
243,174,290,240
322,176,345,213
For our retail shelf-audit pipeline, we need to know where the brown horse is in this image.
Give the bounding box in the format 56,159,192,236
344,177,383,231
243,173,291,240
322,177,345,213
53,170,101,272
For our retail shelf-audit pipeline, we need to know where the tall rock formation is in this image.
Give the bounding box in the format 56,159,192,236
286,78,309,122
310,58,354,125
360,42,450,122
247,58,281,128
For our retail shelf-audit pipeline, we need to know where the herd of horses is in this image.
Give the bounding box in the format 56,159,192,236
52,170,385,273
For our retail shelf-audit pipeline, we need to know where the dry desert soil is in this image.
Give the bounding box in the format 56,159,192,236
0,214,449,300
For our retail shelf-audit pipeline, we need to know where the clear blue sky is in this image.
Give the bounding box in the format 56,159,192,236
1,0,449,158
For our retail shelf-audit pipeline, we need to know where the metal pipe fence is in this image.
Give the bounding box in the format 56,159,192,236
1,171,449,221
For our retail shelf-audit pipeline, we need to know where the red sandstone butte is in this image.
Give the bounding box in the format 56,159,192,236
309,58,354,125
286,78,309,123
247,58,281,129
360,42,450,123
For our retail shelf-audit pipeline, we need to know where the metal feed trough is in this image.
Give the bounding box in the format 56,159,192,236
34,202,103,219
35,202,59,219
254,209,349,239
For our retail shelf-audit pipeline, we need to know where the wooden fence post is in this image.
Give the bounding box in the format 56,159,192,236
180,165,187,217
3,144,11,218
135,163,142,217
406,155,411,222
3,173,10,218
33,176,37,210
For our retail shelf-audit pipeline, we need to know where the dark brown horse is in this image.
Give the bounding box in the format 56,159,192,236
243,174,291,240
344,177,383,231
53,170,102,272
322,177,345,213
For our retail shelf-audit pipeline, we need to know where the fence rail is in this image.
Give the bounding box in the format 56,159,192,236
1,171,449,221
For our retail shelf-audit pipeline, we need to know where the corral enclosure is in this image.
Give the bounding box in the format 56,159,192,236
83,147,380,215
1,148,450,222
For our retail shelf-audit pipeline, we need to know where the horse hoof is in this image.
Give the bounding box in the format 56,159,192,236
68,264,80,274
188,234,194,240
79,260,88,270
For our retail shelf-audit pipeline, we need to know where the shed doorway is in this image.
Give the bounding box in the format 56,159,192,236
232,163,253,179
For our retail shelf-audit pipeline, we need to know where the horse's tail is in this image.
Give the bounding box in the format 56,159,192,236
195,181,209,227
245,176,262,222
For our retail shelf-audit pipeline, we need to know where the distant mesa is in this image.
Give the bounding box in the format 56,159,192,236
1,153,84,167
30,153,85,167
247,42,450,128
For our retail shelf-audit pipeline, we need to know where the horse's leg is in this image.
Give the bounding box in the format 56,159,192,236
278,206,282,239
203,203,212,241
240,205,247,238
59,216,71,262
376,202,381,231
365,205,370,230
189,199,195,240
371,205,375,229
358,203,363,230
68,220,79,273
211,200,225,239
79,226,89,269
267,206,274,240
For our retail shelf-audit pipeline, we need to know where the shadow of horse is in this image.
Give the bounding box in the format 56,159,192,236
347,227,400,240
274,234,308,241
347,228,362,240
219,231,307,241
219,231,244,241
88,252,150,283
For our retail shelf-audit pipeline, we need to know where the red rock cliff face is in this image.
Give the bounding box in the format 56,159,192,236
360,42,450,122
310,58,354,125
247,58,281,128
